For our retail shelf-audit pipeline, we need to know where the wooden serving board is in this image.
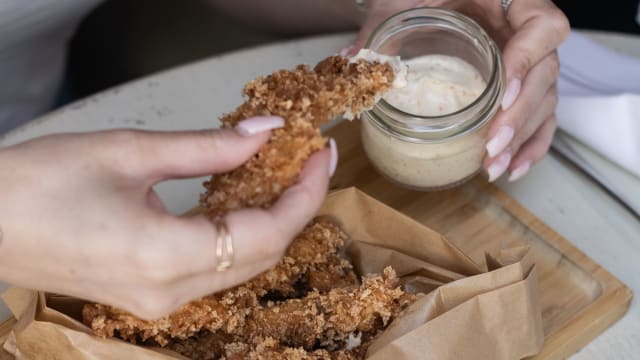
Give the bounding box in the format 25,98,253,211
327,120,632,359
0,120,632,359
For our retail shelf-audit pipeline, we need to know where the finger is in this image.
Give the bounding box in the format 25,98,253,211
146,189,167,212
508,115,557,182
268,147,333,229
483,84,556,182
501,0,569,109
508,85,557,155
350,2,408,55
351,17,379,54
486,53,559,158
141,148,332,282
226,148,332,264
103,116,284,182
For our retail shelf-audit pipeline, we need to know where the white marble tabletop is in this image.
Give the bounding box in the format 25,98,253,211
1,32,639,359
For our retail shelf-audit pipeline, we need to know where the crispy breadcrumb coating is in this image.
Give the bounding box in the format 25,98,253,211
221,336,362,360
199,56,395,217
166,267,408,360
166,331,235,360
169,334,359,360
246,218,350,297
306,256,358,293
233,267,412,350
82,287,257,346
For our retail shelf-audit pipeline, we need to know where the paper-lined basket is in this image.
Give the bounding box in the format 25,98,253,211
2,187,543,359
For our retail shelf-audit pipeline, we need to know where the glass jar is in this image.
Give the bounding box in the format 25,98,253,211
361,8,505,190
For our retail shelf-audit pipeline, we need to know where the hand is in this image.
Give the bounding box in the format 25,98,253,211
349,0,569,182
0,116,334,319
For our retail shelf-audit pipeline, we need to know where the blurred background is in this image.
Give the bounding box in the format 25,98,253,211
65,0,640,101
66,0,284,100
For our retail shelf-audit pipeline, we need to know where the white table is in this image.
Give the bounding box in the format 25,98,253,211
1,32,639,359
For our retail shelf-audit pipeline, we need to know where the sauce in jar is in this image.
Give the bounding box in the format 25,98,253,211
359,8,505,190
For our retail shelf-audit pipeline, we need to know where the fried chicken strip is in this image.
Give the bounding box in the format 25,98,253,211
222,336,362,360
244,218,350,297
166,331,235,360
83,287,257,346
200,56,397,217
306,256,358,293
169,333,364,360
232,267,414,350
83,219,351,345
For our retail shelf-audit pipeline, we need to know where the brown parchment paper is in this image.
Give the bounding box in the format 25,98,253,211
2,187,543,359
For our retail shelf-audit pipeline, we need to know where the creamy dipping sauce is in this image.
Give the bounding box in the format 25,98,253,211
362,119,489,189
362,54,491,190
383,55,486,116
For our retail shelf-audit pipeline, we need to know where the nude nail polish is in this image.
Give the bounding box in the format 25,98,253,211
488,152,511,182
486,126,514,158
501,78,521,110
339,45,354,57
329,138,338,176
508,161,531,182
235,116,284,136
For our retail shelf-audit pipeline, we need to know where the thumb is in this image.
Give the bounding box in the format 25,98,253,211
348,10,388,55
348,1,410,56
350,18,378,55
500,1,569,109
115,116,284,182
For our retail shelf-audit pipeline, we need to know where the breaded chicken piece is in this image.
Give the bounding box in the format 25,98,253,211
199,56,396,217
222,336,361,360
171,334,362,360
166,331,235,360
306,256,358,293
82,287,257,346
169,332,375,360
232,267,413,350
245,218,349,297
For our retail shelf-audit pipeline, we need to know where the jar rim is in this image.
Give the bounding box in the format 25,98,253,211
364,7,503,134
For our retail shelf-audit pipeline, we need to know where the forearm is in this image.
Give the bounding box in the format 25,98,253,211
209,0,364,35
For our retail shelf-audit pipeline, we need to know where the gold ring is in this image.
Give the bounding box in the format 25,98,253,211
214,218,234,272
501,0,513,14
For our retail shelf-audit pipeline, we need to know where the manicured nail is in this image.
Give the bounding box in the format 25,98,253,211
486,126,514,158
508,161,532,182
329,138,338,176
235,116,284,136
501,78,521,110
488,152,511,182
340,45,354,57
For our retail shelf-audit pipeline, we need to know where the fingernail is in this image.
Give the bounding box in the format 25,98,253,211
340,45,355,57
508,160,531,182
329,138,338,176
501,78,521,110
235,116,284,136
486,126,514,158
488,152,511,182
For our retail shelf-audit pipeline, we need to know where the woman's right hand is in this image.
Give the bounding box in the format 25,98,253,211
0,116,334,319
350,0,569,182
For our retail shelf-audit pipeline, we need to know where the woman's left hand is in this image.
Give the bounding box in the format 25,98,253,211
347,0,570,182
